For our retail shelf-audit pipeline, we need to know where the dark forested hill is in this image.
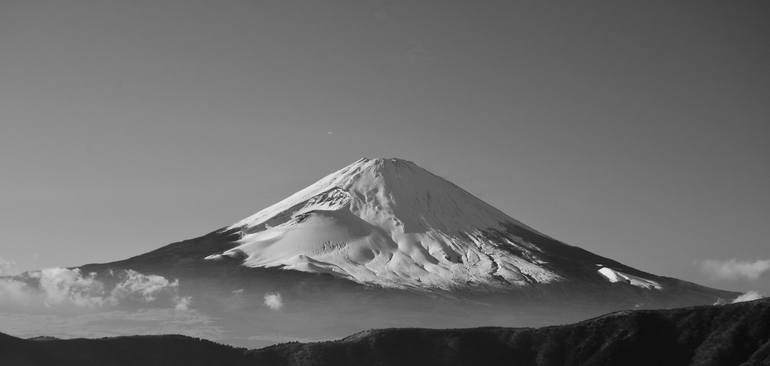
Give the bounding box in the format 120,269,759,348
2,299,769,366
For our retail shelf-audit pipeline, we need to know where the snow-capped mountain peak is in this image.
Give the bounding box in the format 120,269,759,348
231,157,528,235
206,158,660,291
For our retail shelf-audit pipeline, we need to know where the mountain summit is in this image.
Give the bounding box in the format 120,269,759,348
206,157,561,290
191,157,710,295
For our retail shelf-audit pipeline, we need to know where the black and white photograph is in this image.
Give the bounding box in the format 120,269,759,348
1,1,769,365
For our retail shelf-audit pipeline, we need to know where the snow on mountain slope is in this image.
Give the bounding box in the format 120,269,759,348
204,158,662,291
597,267,662,290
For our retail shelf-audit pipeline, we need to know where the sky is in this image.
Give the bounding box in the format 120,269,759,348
1,0,768,295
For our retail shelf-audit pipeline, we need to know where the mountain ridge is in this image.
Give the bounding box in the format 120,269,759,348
2,298,768,366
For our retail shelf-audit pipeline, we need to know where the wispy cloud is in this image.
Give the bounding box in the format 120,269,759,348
732,291,764,303
699,259,770,281
264,292,283,310
174,296,192,311
0,277,29,304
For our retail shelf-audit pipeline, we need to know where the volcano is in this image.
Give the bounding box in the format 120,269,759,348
83,157,733,303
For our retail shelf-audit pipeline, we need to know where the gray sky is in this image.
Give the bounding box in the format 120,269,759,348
1,0,769,294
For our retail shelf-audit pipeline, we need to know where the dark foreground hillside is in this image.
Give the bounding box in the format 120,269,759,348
2,299,769,366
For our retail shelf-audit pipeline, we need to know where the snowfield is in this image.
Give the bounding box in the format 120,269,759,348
204,158,662,291
597,266,662,290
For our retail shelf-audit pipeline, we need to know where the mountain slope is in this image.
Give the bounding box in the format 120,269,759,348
2,299,768,366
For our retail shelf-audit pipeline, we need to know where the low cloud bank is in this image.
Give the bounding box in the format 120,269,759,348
699,258,770,281
0,268,190,310
264,292,283,310
732,291,764,303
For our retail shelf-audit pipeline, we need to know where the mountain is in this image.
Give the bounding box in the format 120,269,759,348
2,298,768,366
38,157,742,347
83,157,733,303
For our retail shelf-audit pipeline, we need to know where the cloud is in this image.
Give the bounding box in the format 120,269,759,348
110,270,179,304
174,296,192,311
732,291,764,303
264,292,283,310
0,268,189,310
36,268,107,307
0,277,30,304
699,259,770,281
